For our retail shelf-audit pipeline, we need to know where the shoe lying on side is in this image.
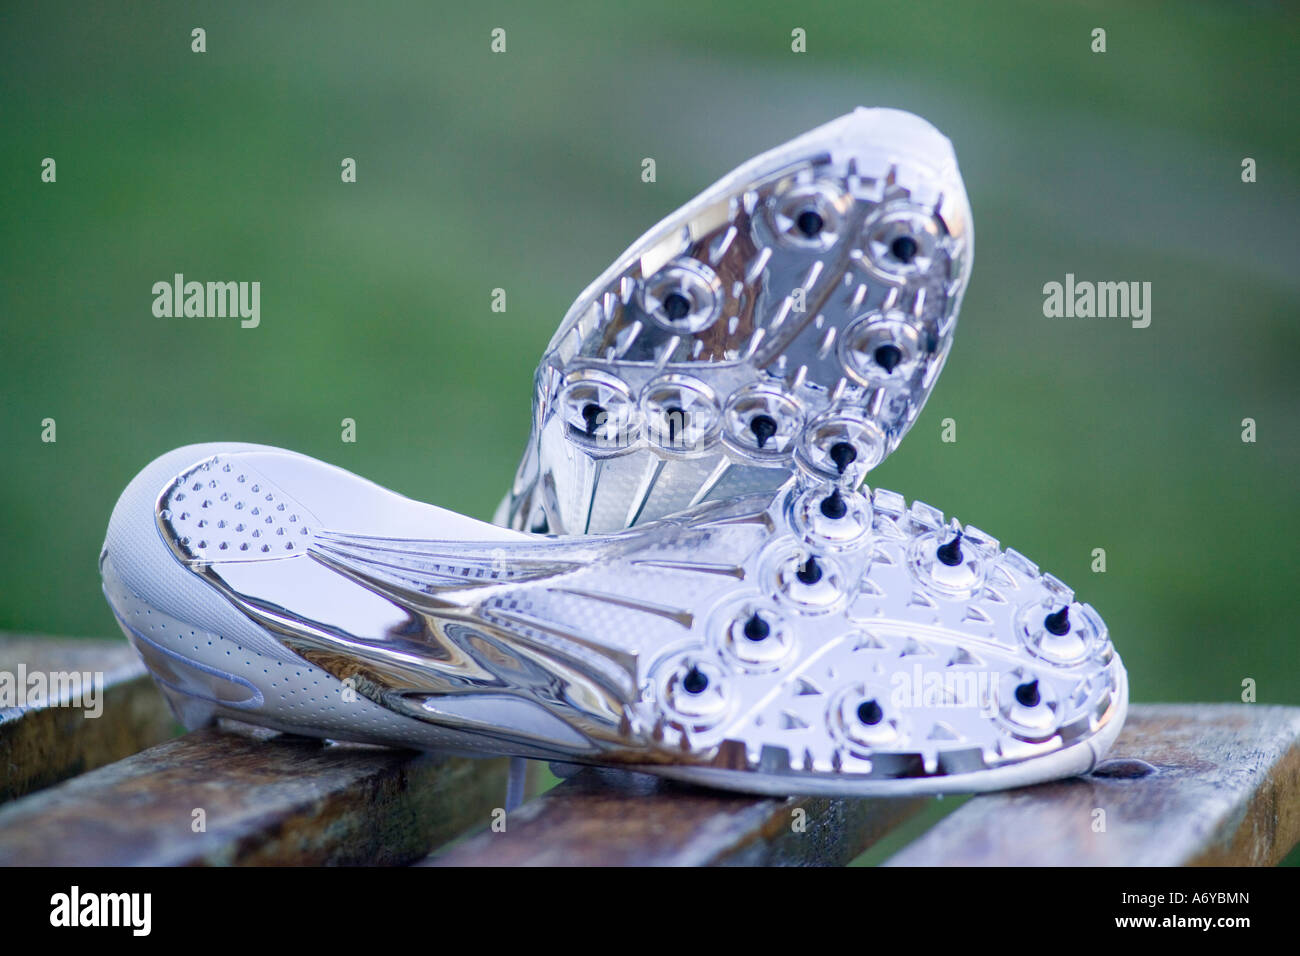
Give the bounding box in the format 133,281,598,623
498,106,973,535
102,443,1124,796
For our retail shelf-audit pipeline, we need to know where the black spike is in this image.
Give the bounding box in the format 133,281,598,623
795,555,822,585
890,235,918,263
662,291,691,320
1044,606,1071,636
743,614,770,642
581,403,605,437
682,667,709,695
664,404,684,445
936,531,964,567
1014,680,1041,708
749,414,778,449
820,489,847,519
828,441,857,474
795,209,824,237
874,343,903,372
857,699,884,725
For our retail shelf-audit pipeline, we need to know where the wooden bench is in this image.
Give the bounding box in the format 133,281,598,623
2,633,1297,866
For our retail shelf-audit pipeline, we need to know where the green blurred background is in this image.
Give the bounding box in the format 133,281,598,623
2,1,1296,721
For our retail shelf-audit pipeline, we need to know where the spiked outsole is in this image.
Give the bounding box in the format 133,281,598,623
498,107,973,535
102,444,1123,796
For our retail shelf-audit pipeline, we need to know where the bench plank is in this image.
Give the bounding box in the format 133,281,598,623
426,765,927,866
0,634,177,802
885,704,1300,866
0,726,510,865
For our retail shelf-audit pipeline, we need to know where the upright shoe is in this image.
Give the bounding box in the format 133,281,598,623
102,443,1124,796
497,107,973,535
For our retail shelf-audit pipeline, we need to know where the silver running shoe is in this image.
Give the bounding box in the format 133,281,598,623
497,107,973,534
102,444,1124,796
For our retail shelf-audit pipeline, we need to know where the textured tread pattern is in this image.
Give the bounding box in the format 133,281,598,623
501,108,973,534
281,477,1120,788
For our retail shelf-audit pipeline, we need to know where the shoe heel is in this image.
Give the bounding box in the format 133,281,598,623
156,680,219,730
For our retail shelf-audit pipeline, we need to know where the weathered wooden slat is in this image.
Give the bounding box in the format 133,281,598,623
0,634,177,802
426,765,927,866
0,726,510,865
885,704,1300,866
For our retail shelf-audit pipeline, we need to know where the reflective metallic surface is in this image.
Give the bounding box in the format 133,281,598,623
101,444,1124,796
497,108,973,535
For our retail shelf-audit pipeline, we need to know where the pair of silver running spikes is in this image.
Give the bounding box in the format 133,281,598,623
101,109,1126,796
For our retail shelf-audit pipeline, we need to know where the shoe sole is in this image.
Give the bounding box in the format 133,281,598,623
498,107,973,535
102,443,1124,796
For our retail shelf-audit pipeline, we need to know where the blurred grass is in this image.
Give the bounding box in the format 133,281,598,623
2,0,1297,731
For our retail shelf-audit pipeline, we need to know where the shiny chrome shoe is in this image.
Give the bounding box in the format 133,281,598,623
498,107,973,534
101,443,1123,796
